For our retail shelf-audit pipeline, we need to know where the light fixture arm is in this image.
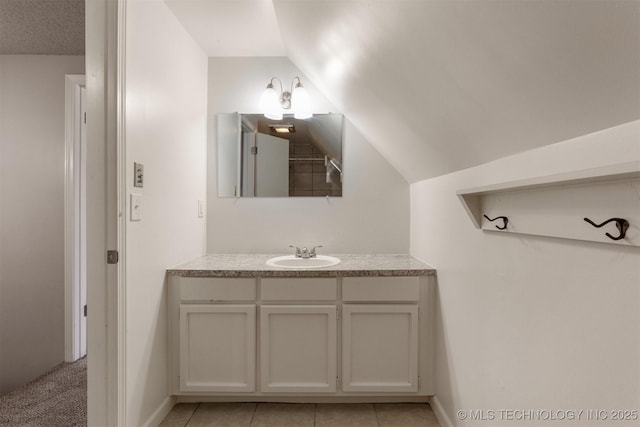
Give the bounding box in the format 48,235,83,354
290,76,303,93
268,76,283,95
261,76,312,119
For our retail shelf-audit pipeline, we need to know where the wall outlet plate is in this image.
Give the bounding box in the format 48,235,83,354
134,162,144,188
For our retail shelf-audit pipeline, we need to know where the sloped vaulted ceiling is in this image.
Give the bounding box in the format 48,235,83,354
166,0,640,183
273,0,640,183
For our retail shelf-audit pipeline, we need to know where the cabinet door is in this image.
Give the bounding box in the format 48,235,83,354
179,304,255,392
260,305,337,393
342,304,418,392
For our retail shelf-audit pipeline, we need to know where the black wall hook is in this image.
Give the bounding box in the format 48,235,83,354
483,215,508,230
583,217,629,241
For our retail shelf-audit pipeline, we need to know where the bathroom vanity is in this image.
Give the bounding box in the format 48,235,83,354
167,254,436,402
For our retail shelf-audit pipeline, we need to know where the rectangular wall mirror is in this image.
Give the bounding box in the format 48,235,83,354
217,113,343,198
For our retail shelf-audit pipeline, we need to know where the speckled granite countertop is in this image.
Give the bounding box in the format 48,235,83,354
167,254,436,278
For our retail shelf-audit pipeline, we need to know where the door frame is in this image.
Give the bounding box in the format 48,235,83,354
64,74,87,362
86,0,127,425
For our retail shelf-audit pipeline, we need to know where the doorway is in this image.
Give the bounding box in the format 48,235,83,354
64,74,87,361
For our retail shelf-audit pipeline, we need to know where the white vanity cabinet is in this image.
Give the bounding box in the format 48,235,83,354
260,305,337,392
169,271,435,399
260,278,338,393
170,277,257,394
180,304,255,392
342,277,421,392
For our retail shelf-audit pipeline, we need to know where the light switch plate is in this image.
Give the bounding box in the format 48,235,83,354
198,200,205,218
130,194,142,221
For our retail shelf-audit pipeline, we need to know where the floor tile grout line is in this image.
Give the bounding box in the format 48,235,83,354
183,402,200,427
313,402,317,426
248,402,258,426
374,403,382,427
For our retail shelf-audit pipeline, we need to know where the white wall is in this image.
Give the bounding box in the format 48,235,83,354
0,55,85,395
411,121,640,426
207,57,409,254
125,0,207,424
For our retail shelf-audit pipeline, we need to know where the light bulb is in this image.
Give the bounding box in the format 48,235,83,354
292,82,312,120
260,83,282,120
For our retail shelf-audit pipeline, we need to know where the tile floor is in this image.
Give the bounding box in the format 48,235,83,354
159,402,441,427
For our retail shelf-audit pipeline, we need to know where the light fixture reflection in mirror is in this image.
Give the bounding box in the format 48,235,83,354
259,77,312,120
217,113,343,198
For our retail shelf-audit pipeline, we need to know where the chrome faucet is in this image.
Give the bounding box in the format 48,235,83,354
310,246,322,257
289,245,323,258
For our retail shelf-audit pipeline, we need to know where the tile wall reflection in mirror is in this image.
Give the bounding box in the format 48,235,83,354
217,113,343,198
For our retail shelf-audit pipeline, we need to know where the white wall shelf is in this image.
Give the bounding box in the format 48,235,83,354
457,161,640,247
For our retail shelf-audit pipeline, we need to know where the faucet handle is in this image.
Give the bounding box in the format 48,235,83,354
289,245,302,257
310,246,323,257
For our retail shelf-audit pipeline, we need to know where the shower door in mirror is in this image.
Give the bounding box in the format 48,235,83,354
216,113,343,198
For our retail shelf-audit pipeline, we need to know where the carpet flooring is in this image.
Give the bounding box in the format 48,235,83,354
0,358,86,427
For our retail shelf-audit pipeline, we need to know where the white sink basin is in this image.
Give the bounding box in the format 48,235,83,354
266,255,341,269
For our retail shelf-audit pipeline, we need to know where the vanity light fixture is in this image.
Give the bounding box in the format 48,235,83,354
260,76,312,120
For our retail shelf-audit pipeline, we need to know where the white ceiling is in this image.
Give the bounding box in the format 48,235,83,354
164,0,285,56
166,0,640,183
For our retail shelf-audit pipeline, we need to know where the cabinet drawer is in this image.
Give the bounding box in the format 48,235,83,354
342,277,419,302
261,278,337,301
178,277,256,301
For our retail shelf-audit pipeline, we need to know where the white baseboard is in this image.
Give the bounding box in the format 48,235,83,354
177,395,429,404
142,395,176,427
430,395,454,427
